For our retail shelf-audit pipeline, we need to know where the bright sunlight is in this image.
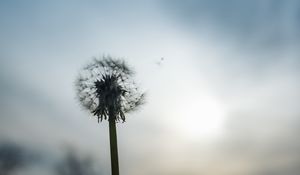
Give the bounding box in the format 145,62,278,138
168,89,227,140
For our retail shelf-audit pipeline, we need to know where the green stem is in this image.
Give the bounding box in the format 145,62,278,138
109,119,119,175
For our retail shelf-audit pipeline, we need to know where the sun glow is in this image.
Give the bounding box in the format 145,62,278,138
170,92,226,139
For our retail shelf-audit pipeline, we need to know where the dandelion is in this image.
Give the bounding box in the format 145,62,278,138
75,55,145,175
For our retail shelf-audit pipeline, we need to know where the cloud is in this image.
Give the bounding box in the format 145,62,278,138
155,1,300,174
1,1,300,174
162,0,300,48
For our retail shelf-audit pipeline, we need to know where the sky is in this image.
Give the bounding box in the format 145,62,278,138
1,0,300,175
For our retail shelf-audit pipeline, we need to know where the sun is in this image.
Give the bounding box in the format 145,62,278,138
170,92,226,139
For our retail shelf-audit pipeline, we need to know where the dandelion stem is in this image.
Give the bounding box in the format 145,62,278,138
109,119,119,175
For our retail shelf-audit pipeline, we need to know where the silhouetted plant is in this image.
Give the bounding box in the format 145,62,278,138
75,56,145,175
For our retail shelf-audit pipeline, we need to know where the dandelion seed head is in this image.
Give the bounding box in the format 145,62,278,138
75,56,145,122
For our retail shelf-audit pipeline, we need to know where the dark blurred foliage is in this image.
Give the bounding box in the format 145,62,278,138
0,142,102,175
0,143,25,175
55,149,99,175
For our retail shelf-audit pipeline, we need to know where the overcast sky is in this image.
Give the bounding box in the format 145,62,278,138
1,1,300,175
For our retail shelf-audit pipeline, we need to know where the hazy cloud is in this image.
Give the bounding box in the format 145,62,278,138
1,1,300,175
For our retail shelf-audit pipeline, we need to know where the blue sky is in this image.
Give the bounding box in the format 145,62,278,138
1,1,300,175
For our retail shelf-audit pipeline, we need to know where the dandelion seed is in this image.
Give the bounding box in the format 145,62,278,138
75,56,145,122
